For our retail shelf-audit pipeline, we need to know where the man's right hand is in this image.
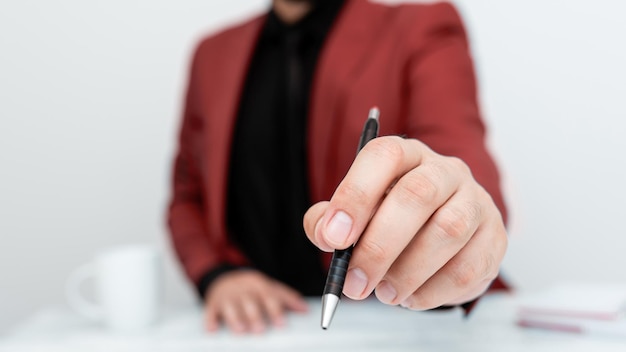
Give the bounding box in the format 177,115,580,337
204,270,309,334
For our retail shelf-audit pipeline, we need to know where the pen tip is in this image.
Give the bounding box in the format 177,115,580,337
321,294,340,330
368,106,380,121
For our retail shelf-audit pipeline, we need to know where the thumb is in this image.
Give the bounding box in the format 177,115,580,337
303,201,334,252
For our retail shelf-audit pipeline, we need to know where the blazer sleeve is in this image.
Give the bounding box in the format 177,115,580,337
166,43,243,295
404,2,510,311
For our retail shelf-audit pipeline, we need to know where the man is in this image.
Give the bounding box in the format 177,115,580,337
167,0,509,334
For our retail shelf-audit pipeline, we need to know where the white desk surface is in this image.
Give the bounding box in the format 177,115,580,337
1,293,625,352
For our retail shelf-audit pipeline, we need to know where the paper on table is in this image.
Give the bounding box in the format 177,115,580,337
517,282,626,320
518,314,626,337
516,282,626,337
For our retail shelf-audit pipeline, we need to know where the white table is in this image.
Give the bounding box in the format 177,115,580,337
2,293,625,352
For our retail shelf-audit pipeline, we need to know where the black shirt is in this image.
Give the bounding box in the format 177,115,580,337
197,1,346,298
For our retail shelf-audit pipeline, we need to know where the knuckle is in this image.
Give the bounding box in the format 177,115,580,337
485,266,499,282
449,260,478,288
428,159,450,181
447,156,471,176
483,252,500,281
465,200,483,223
335,182,369,207
367,136,406,163
433,204,479,243
395,172,439,209
357,238,388,264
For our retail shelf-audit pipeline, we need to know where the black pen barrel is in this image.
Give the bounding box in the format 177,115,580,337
323,248,353,296
357,117,379,154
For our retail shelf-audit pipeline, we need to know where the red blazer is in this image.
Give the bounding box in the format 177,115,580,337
168,0,509,294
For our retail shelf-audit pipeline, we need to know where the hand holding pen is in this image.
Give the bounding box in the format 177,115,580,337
303,107,508,328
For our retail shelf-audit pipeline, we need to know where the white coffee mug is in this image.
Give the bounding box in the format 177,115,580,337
65,244,162,331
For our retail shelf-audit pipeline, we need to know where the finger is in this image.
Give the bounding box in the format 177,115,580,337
445,278,493,306
274,281,308,313
221,300,246,334
239,295,266,334
204,301,220,332
374,188,482,305
344,158,462,300
303,201,333,252
260,294,286,328
401,218,508,310
320,136,425,249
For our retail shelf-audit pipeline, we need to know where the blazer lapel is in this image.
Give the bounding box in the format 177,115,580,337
206,16,265,231
308,0,387,201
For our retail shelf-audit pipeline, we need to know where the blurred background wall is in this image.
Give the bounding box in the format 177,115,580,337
1,0,625,332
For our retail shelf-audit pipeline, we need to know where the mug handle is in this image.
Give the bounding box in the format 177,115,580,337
65,263,102,320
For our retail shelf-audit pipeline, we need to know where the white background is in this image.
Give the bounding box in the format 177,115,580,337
1,0,625,332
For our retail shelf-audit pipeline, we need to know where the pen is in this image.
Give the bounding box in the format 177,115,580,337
321,106,380,330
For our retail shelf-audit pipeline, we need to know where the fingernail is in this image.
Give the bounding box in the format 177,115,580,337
343,268,368,298
375,281,397,305
400,299,414,310
326,210,352,246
